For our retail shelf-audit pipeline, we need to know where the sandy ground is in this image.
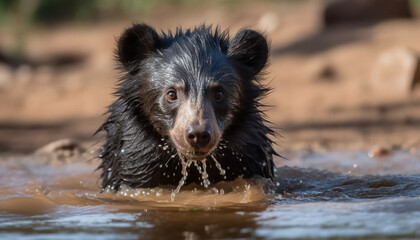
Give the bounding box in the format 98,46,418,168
1,0,420,154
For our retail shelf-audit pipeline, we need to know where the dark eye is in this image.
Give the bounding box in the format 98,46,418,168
214,88,224,102
166,90,177,102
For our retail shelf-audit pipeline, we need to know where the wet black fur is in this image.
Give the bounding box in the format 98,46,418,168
97,23,277,191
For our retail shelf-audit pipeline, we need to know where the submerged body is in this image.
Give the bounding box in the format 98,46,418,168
97,24,276,190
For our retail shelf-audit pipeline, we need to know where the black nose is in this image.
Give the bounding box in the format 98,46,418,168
187,124,211,148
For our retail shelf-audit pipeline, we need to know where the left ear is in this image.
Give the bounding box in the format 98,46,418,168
117,23,160,71
228,29,269,75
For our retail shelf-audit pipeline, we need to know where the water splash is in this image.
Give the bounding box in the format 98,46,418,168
210,155,226,176
194,159,210,188
170,153,228,200
171,154,192,201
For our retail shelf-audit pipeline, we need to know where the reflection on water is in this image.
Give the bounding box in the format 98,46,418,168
0,149,420,239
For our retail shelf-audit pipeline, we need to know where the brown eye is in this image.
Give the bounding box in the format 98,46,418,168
167,90,177,102
214,89,224,102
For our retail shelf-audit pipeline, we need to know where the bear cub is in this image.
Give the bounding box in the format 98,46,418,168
97,23,276,191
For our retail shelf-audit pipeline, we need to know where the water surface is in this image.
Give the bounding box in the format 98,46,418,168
0,149,419,239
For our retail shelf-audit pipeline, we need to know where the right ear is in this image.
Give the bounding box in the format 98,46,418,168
117,23,160,70
227,29,268,76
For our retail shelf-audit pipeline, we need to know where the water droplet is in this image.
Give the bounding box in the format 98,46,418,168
120,149,125,154
211,155,226,176
193,159,210,188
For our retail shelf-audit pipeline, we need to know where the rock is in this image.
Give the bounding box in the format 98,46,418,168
258,12,279,33
306,59,338,82
35,138,85,162
370,47,420,95
324,0,413,27
368,145,392,158
0,63,13,89
15,64,33,84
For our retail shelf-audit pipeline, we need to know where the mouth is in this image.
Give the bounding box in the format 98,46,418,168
170,136,219,160
181,150,210,160
172,142,214,160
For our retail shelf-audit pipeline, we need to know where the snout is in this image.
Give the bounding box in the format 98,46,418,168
186,123,211,148
169,99,222,160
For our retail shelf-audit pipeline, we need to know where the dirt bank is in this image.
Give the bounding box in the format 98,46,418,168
1,1,419,154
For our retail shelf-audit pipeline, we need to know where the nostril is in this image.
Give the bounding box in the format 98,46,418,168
187,133,198,143
199,131,210,144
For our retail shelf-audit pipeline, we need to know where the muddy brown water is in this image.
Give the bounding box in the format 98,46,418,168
1,149,420,240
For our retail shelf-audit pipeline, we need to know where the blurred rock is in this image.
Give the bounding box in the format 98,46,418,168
34,66,54,83
15,65,33,84
0,63,13,89
368,145,392,158
35,138,85,163
324,0,413,27
370,47,420,95
258,12,279,33
306,59,338,82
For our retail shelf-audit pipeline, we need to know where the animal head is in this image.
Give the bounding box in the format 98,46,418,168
116,23,269,160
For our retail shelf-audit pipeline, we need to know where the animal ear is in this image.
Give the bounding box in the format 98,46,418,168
117,23,160,70
228,29,268,75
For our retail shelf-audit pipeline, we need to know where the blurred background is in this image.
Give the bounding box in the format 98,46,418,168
0,0,420,154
